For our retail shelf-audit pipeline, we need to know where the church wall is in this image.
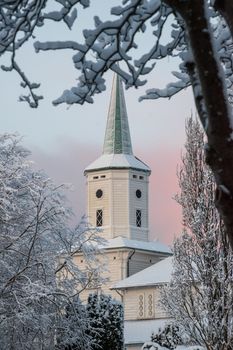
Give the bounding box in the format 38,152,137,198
122,286,168,321
87,170,114,240
74,249,131,302
86,167,151,241
128,252,165,276
128,170,149,241
86,169,132,239
111,170,130,238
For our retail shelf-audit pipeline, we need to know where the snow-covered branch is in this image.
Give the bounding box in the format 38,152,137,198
0,0,89,106
0,133,105,349
2,0,233,247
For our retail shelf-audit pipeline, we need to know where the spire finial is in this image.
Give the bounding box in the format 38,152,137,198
103,74,133,155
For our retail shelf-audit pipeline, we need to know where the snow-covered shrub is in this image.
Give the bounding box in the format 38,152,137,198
142,343,205,350
142,342,168,350
151,324,182,349
86,292,124,350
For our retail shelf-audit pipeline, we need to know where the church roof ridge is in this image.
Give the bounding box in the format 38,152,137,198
103,73,133,155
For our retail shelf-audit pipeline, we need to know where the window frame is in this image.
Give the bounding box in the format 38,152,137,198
136,209,142,227
96,209,103,227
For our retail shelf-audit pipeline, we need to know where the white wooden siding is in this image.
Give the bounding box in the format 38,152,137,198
75,250,130,302
128,252,164,276
123,287,168,321
86,168,149,241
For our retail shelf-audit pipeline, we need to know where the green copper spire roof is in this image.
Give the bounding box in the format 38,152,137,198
84,73,151,174
103,74,133,155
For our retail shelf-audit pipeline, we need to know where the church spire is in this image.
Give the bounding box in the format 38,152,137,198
85,72,150,174
103,74,133,155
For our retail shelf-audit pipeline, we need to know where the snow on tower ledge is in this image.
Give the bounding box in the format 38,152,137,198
101,237,171,255
85,74,151,174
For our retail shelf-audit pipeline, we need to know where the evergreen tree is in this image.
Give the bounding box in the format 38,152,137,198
161,118,233,349
86,293,124,350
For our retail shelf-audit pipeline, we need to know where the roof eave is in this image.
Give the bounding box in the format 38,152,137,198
84,166,151,175
99,245,172,255
111,281,168,290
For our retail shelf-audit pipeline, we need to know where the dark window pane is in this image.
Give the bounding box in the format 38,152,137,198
96,209,103,227
96,189,103,198
136,209,141,227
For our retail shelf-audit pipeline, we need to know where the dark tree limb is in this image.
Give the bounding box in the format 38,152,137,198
165,0,233,249
214,0,233,39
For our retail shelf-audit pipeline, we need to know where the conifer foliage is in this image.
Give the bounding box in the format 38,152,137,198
161,118,233,349
86,293,124,350
151,325,182,349
142,324,201,350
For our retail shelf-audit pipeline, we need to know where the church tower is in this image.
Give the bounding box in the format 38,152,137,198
85,74,151,241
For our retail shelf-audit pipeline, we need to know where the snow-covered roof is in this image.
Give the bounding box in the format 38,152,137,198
100,236,171,255
125,319,205,348
112,256,173,289
85,153,150,173
124,319,169,345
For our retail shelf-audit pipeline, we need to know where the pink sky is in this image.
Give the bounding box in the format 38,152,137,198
0,3,195,247
32,139,184,245
146,148,183,244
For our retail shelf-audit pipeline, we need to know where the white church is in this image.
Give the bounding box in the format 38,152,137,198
78,74,173,349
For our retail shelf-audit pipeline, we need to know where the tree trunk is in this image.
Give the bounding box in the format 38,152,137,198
165,0,233,249
214,0,233,39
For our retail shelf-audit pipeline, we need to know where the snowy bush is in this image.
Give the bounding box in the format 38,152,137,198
142,342,169,350
151,324,182,349
142,345,204,350
86,292,124,350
